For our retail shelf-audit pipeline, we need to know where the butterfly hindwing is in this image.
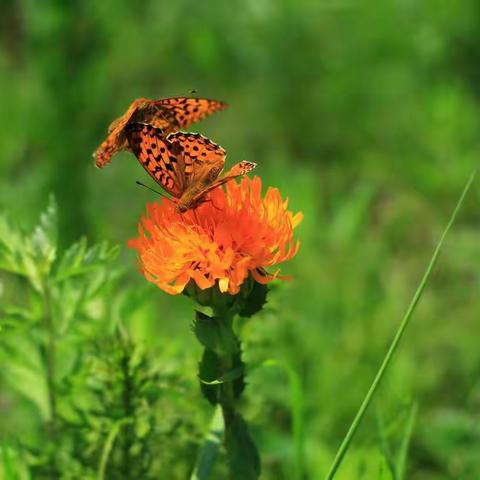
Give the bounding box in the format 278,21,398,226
166,132,226,188
125,123,185,198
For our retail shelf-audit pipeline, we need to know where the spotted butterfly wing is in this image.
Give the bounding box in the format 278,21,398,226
94,97,227,168
156,97,227,130
166,131,226,188
125,122,185,197
126,122,256,211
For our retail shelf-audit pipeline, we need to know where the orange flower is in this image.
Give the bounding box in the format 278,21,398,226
128,176,303,295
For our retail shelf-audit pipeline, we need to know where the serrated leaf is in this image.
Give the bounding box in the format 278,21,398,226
238,282,268,318
0,215,26,276
225,414,261,480
55,240,119,281
29,194,58,277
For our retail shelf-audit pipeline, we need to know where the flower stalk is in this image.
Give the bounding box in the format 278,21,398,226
194,302,260,480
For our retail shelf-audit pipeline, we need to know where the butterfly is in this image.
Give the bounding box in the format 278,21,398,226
125,122,256,212
94,97,227,168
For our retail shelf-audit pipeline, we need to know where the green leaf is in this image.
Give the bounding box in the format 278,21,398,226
29,194,58,277
238,281,268,318
199,349,222,405
193,311,219,351
225,414,261,480
193,311,237,355
190,406,224,480
198,348,246,405
55,239,119,281
0,214,26,276
2,360,49,419
199,365,245,385
0,196,59,292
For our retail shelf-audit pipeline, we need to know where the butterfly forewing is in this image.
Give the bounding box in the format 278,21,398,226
125,123,184,198
157,97,227,129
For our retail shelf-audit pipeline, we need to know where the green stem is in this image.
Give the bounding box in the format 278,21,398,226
215,311,237,433
213,309,239,480
41,280,58,477
324,169,477,480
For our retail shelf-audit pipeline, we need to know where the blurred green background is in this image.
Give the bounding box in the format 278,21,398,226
1,0,480,478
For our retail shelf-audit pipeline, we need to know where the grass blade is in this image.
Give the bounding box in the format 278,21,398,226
97,418,132,480
190,406,224,480
324,169,477,480
395,402,418,480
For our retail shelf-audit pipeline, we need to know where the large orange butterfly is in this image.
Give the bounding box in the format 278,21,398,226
125,122,256,212
94,97,227,168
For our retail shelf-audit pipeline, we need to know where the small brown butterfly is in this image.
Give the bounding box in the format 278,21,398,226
94,97,227,168
125,122,256,212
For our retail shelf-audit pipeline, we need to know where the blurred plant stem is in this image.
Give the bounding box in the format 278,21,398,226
40,279,58,476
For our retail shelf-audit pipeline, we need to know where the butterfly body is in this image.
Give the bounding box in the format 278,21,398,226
94,96,227,168
125,122,256,212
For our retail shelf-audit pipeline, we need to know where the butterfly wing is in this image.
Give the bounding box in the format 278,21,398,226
166,132,226,189
95,99,156,168
156,97,228,130
125,122,185,198
198,161,257,196
94,97,226,168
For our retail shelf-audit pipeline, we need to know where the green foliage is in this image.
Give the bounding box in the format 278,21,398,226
2,1,480,478
0,199,203,479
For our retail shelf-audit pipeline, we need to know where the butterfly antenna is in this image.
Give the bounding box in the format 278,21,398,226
189,89,198,94
136,181,168,199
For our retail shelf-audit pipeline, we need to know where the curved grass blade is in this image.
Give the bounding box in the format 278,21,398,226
325,169,477,480
97,418,133,480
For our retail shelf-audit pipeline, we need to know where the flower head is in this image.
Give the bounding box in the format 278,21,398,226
128,176,303,295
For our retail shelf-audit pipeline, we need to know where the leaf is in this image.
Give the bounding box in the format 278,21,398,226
198,348,246,405
29,194,58,277
199,365,245,385
55,239,119,281
198,349,221,405
0,196,59,292
237,281,268,318
0,214,26,276
225,414,261,480
2,361,49,420
190,406,224,480
192,311,237,355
